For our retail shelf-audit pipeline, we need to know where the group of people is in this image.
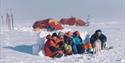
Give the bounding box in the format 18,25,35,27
44,31,89,58
32,22,107,58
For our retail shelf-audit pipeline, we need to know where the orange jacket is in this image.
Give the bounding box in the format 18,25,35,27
44,39,58,57
53,36,65,48
82,42,92,50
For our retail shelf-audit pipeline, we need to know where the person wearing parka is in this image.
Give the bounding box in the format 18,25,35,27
57,31,66,53
72,31,83,54
44,34,63,58
63,31,74,55
90,29,107,50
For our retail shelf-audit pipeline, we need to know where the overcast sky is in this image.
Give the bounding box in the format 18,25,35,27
0,0,124,23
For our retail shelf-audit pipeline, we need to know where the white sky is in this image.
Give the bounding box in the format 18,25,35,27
0,0,124,23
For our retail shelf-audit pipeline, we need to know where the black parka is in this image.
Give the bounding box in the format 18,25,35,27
90,33,107,44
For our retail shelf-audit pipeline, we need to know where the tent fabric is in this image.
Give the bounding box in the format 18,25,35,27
60,17,87,26
76,19,86,26
60,19,67,24
33,18,64,30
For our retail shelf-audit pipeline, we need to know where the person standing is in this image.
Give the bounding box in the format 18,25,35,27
90,29,107,50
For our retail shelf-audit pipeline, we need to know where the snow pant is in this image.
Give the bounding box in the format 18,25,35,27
49,46,63,58
58,42,65,51
51,51,63,58
72,44,83,54
93,39,101,54
72,44,78,54
101,42,106,50
64,44,72,55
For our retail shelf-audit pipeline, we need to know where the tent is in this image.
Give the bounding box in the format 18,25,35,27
60,17,87,26
33,18,64,31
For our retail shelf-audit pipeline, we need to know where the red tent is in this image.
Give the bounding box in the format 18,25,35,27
60,18,67,24
33,18,64,30
60,17,87,26
76,19,86,26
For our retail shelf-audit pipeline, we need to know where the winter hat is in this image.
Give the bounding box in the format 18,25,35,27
58,31,64,37
46,34,52,39
52,32,58,37
75,31,80,36
67,31,72,36
95,29,102,34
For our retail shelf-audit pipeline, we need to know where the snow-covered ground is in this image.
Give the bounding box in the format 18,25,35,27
0,20,125,63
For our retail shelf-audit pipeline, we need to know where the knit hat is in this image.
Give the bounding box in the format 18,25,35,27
95,29,102,34
52,32,58,37
46,34,52,39
58,31,64,37
67,31,72,36
75,31,80,36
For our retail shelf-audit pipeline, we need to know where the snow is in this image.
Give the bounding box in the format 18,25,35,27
0,20,125,63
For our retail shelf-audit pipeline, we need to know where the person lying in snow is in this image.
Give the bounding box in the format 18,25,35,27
90,29,107,50
72,31,83,54
44,34,63,58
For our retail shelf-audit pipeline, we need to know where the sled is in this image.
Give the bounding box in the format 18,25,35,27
104,46,114,50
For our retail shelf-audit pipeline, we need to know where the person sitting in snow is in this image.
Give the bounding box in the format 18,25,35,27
90,29,107,50
63,31,74,55
51,32,65,50
44,34,63,58
72,31,83,54
57,31,66,53
82,33,93,54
